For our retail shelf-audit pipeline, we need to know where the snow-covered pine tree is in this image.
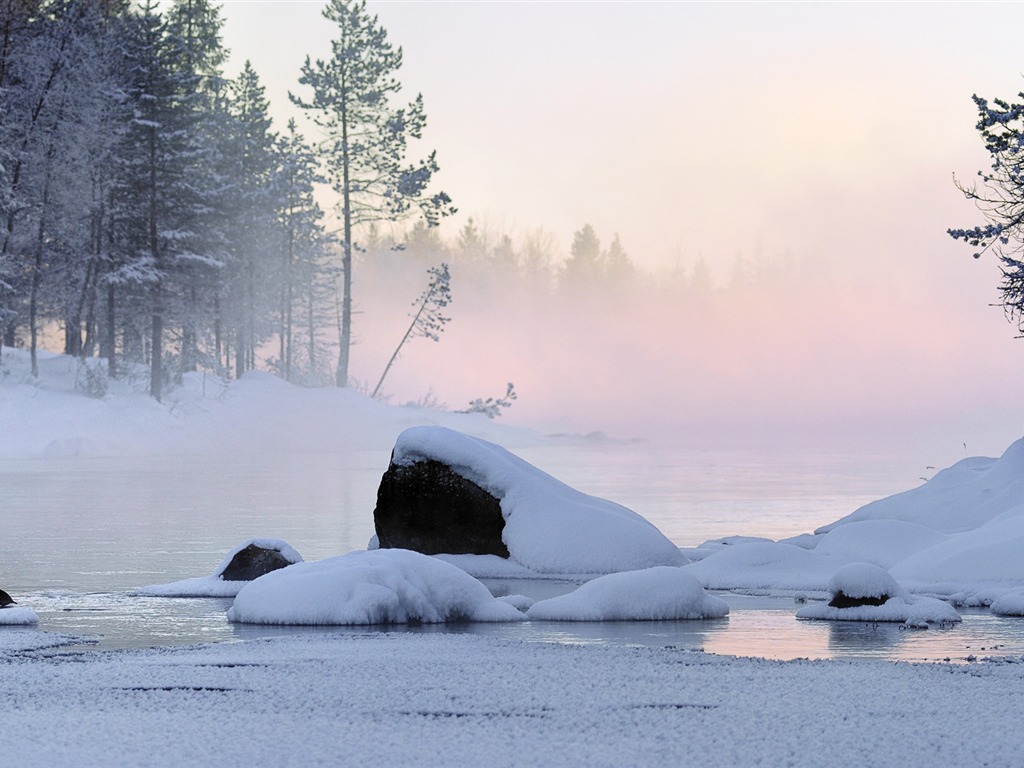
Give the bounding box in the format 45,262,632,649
221,59,279,378
273,118,331,384
162,0,231,375
949,91,1024,334
291,0,454,388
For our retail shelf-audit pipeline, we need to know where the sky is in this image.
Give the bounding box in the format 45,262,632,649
216,1,1024,459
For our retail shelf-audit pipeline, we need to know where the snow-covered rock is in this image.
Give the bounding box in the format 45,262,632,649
226,548,528,625
796,563,960,628
136,538,303,597
526,567,729,621
382,426,687,575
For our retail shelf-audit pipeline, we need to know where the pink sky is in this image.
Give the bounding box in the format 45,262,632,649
220,1,1024,460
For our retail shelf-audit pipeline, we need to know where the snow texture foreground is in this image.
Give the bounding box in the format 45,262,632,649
2,632,1022,768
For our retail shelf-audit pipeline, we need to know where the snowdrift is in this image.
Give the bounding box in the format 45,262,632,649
687,439,1024,604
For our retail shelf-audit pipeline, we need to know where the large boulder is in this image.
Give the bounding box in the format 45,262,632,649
374,458,509,557
372,426,687,575
0,588,15,608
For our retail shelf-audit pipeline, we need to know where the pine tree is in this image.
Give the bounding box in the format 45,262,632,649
949,91,1024,333
274,118,329,383
222,59,278,378
291,0,453,387
560,223,603,290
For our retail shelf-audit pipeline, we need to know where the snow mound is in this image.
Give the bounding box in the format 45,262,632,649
818,439,1024,535
797,564,960,628
688,439,1024,599
0,607,39,626
796,596,961,628
226,548,528,625
827,562,905,601
135,538,303,597
526,567,729,621
813,520,947,569
390,426,686,575
496,594,535,612
684,541,844,595
990,590,1024,616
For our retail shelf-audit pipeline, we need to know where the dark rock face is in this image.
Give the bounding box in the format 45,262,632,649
0,588,14,607
828,591,891,609
374,458,510,558
219,544,294,581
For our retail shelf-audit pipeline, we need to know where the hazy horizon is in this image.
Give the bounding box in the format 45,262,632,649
209,1,1024,459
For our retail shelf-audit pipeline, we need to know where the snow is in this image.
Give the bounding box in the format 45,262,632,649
390,426,687,575
686,439,1024,607
827,561,905,600
794,563,961,628
135,538,303,597
0,606,39,625
990,590,1024,616
526,567,729,621
3,632,1024,768
0,630,87,652
0,347,543,459
226,548,527,625
796,596,963,628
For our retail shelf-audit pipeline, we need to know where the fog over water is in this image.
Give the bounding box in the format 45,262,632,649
216,1,1024,463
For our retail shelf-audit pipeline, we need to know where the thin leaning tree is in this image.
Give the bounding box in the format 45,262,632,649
291,0,454,387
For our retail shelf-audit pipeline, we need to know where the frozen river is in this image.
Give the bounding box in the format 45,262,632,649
4,442,1024,661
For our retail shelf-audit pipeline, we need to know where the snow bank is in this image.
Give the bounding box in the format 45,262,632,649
0,607,39,626
990,590,1024,616
136,538,303,597
227,548,528,625
0,347,543,459
684,541,844,595
389,426,686,575
688,439,1024,603
526,567,729,621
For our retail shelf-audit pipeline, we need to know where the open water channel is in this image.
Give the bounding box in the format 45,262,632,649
4,442,1024,662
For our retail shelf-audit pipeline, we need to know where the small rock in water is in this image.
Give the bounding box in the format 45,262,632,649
0,588,16,607
219,544,294,581
828,590,891,609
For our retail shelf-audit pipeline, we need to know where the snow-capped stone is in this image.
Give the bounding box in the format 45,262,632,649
380,426,687,575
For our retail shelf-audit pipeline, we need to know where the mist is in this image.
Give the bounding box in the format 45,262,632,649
344,216,1024,465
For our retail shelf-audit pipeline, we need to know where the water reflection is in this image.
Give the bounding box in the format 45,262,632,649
19,586,1024,664
5,450,1024,662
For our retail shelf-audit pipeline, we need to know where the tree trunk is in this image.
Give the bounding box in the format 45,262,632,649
102,282,116,378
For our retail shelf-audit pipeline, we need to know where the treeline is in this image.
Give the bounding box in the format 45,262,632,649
0,0,333,397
